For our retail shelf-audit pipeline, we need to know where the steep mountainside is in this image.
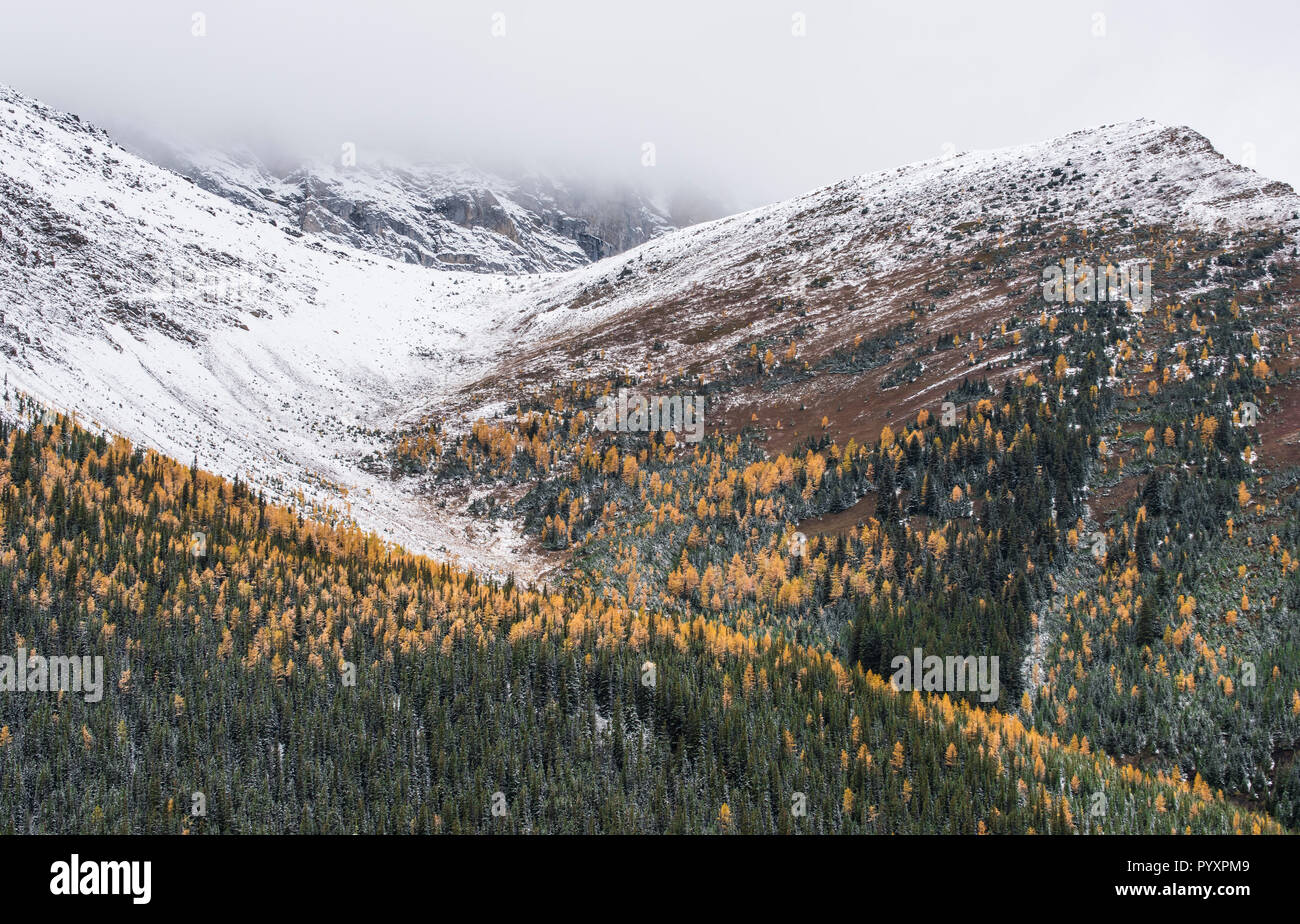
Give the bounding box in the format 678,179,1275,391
355,115,1300,827
492,120,1298,433
0,82,554,572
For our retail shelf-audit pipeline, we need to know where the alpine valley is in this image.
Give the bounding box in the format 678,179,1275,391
2,81,1298,834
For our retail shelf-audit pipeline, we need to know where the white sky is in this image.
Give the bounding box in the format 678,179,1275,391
1,0,1295,209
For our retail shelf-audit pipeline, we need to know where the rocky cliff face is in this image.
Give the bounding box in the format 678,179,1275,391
157,148,676,273
506,175,677,261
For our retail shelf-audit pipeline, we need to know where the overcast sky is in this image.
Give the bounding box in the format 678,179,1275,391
1,0,1296,210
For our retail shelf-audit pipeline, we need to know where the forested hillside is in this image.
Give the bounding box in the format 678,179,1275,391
0,400,1284,833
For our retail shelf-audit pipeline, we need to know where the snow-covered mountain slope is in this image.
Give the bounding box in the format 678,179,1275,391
459,117,1300,466
3,79,1297,575
506,119,1300,380
156,146,674,274
0,82,562,575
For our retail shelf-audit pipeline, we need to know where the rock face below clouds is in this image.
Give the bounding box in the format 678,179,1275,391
159,148,679,273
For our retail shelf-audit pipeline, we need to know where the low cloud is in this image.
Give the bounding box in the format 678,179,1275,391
1,0,1295,209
